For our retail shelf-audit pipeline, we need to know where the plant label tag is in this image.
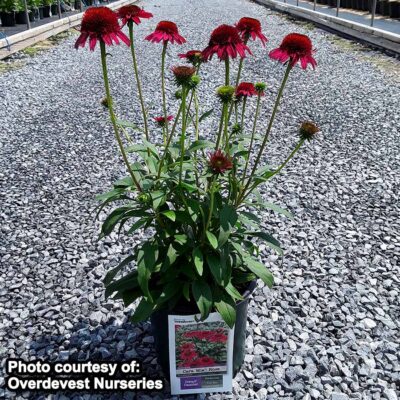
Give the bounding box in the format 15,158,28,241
168,312,234,395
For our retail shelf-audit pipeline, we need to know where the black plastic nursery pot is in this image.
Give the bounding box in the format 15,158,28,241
0,11,16,27
389,1,400,17
29,11,34,22
43,5,51,17
15,11,28,24
150,280,257,380
38,6,44,19
51,4,58,15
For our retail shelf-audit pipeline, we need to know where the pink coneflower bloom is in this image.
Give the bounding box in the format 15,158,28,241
74,7,130,51
178,50,206,65
172,65,196,86
145,21,186,44
209,150,233,174
154,115,173,127
202,24,251,61
269,33,317,70
236,17,268,46
117,5,153,27
235,82,257,99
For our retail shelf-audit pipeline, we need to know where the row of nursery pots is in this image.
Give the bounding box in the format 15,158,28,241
304,0,400,17
0,4,71,27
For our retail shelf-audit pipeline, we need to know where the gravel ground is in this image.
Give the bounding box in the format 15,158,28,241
1,0,399,399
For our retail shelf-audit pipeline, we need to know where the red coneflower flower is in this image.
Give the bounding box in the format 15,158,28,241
269,33,317,70
117,5,153,27
178,50,205,65
145,21,186,44
235,82,257,99
172,65,196,86
154,115,173,127
209,150,233,174
75,7,130,51
236,17,268,46
202,24,251,61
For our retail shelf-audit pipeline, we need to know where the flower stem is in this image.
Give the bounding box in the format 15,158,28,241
240,139,305,205
225,58,230,85
161,41,169,141
240,97,247,132
100,41,141,192
129,23,149,141
215,102,226,150
237,63,292,205
178,86,187,185
241,93,261,185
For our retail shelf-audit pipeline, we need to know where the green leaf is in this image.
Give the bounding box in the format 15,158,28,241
225,282,243,301
161,244,178,271
192,247,204,276
131,298,155,323
157,282,181,305
150,190,166,209
101,207,131,237
120,289,142,307
199,108,214,123
95,188,123,202
103,254,135,286
192,280,212,319
214,290,236,329
206,253,223,285
187,139,214,152
246,231,283,255
206,231,218,249
105,271,139,298
137,242,158,302
219,205,238,246
244,256,274,288
161,210,176,221
127,218,149,235
261,202,294,219
114,176,134,188
116,119,143,131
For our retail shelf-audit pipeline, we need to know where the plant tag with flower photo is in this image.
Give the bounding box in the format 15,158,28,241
168,312,234,395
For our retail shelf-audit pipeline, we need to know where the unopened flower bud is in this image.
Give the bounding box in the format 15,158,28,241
299,121,319,141
137,192,151,203
101,97,109,108
188,75,201,89
255,82,266,94
175,90,182,99
216,85,235,104
231,123,241,135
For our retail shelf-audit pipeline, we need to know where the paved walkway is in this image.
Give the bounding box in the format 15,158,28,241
279,0,400,34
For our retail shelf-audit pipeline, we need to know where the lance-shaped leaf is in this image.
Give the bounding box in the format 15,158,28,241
192,280,212,320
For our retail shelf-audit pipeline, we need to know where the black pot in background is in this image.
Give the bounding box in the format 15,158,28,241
51,4,58,15
320,0,329,5
38,6,44,19
361,0,369,10
382,0,391,14
151,280,257,380
29,10,34,21
15,11,28,24
43,5,51,17
389,0,400,17
0,11,16,26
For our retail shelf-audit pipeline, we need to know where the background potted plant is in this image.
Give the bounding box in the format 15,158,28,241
0,0,17,26
15,0,31,24
41,0,52,17
75,7,320,381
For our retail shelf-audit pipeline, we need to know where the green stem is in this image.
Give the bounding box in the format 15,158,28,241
129,23,149,141
100,42,141,192
204,177,216,238
194,91,199,141
241,93,261,185
161,41,169,141
215,103,226,150
225,58,230,86
240,139,305,205
157,101,183,179
240,97,247,132
178,86,187,185
238,63,292,204
223,101,230,153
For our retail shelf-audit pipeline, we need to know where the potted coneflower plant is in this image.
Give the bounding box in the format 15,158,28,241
75,6,319,380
